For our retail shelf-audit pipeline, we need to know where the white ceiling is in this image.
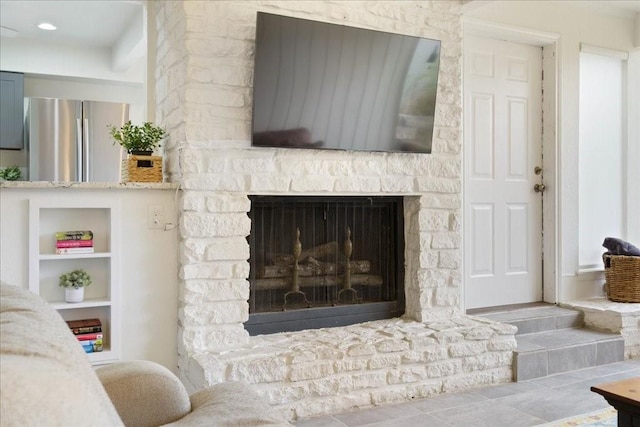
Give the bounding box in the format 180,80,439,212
0,0,637,50
0,0,143,48
576,0,640,17
462,0,640,19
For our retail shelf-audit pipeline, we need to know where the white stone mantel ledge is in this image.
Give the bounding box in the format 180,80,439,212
0,181,179,190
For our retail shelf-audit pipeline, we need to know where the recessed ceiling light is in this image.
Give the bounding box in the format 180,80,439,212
37,22,57,31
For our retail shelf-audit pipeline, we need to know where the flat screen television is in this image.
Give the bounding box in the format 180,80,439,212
251,12,441,154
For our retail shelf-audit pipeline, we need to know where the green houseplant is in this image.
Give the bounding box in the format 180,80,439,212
59,269,92,303
59,269,92,289
0,166,22,181
108,121,166,154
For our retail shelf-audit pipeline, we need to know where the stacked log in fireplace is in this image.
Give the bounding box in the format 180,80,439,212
254,227,384,309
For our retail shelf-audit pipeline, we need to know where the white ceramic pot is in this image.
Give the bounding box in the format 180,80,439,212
65,287,84,303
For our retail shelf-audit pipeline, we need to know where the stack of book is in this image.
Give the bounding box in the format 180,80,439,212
66,318,104,353
56,230,94,254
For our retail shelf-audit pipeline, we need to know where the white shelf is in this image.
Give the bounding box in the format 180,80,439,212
87,350,119,365
50,298,113,310
29,199,121,365
39,252,112,260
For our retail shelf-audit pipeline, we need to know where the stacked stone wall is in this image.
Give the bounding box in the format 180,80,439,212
152,1,516,420
184,317,516,420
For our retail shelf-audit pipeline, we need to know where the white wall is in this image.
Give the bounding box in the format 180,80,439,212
464,1,639,300
24,75,145,123
0,38,144,84
0,187,180,371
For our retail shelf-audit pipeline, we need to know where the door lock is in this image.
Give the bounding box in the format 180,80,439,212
534,183,546,193
534,166,543,175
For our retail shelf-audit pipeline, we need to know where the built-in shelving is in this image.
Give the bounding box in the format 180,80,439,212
29,199,120,365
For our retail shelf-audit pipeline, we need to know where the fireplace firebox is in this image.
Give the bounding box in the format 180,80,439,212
246,196,405,335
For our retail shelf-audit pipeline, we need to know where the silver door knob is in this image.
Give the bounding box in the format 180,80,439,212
534,183,546,193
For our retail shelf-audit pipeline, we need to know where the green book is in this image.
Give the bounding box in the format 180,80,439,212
55,230,93,241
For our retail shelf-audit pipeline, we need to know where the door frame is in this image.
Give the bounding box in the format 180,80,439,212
461,17,561,310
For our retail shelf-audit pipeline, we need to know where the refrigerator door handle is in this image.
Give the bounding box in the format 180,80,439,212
76,118,83,181
83,118,90,182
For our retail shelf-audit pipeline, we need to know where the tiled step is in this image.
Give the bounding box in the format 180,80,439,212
514,327,625,381
479,304,625,381
480,305,584,335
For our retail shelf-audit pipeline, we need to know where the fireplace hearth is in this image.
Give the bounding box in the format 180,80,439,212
246,196,405,335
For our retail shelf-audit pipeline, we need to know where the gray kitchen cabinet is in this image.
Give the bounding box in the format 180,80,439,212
0,71,25,150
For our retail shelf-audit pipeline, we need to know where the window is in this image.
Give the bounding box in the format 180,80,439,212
578,46,627,269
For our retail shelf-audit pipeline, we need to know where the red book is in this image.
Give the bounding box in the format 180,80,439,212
76,332,104,341
56,240,94,248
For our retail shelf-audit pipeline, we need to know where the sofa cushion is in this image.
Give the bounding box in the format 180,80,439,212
97,360,192,426
164,381,291,427
0,283,123,426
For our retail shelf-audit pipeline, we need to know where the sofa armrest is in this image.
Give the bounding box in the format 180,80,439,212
96,360,191,427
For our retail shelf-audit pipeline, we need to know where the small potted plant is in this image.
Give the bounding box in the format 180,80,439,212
59,268,92,303
109,121,166,182
108,121,166,155
0,166,22,181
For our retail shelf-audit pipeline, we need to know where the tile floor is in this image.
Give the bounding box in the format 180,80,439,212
294,359,640,427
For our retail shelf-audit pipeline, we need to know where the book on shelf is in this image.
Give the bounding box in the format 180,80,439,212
56,240,94,248
66,318,102,335
75,332,104,341
80,338,103,346
67,318,101,328
70,325,102,335
81,340,104,353
56,247,95,255
55,230,93,241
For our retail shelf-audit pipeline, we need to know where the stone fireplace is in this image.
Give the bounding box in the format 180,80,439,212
153,0,516,421
246,195,405,335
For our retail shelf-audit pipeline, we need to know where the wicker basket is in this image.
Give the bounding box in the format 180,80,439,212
121,155,163,183
603,254,640,303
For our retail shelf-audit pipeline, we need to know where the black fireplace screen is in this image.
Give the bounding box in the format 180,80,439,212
246,196,405,335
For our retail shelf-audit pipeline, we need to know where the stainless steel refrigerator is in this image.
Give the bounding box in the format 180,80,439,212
26,97,129,182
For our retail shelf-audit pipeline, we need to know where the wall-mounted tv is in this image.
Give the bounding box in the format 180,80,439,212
251,12,441,154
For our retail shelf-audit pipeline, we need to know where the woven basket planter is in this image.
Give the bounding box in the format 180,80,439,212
121,155,162,183
603,254,640,303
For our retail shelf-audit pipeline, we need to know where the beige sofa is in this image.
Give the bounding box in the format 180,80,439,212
0,283,291,426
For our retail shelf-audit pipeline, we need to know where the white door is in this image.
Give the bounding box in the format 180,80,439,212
464,36,543,309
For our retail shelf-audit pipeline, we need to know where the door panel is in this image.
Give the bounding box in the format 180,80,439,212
27,98,81,182
506,204,528,273
470,94,494,178
464,36,543,309
507,98,528,178
0,72,24,150
83,101,129,182
471,204,494,276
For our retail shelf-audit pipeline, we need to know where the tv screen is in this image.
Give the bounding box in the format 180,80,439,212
251,12,441,154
